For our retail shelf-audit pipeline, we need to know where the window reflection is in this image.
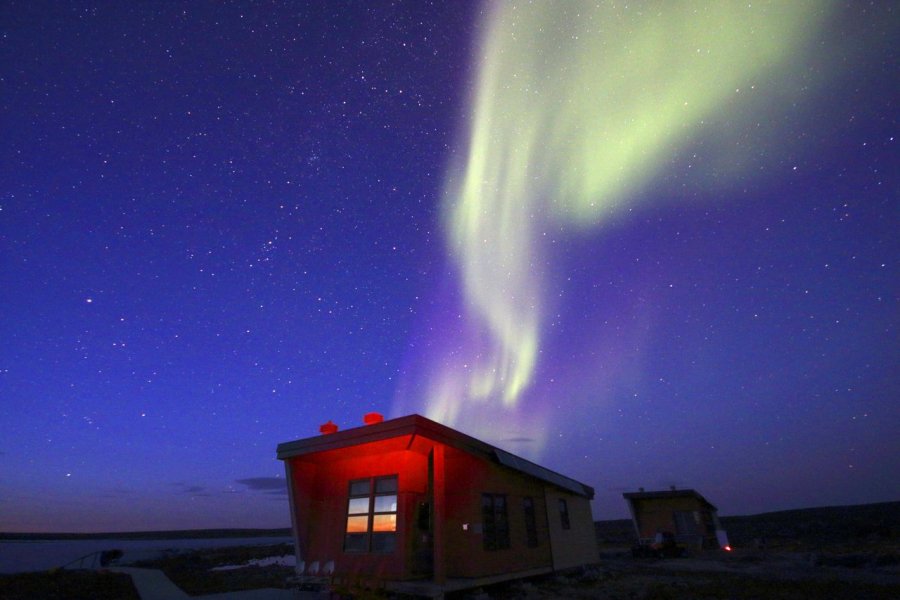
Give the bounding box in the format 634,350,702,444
344,475,398,552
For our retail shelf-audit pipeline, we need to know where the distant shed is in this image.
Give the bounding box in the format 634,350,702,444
623,488,726,551
277,414,598,595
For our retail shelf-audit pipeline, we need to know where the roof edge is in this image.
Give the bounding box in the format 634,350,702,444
623,489,717,510
277,414,594,498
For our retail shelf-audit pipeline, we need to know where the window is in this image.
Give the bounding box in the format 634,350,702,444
674,510,700,536
482,494,510,550
558,498,570,530
523,497,538,547
344,475,398,553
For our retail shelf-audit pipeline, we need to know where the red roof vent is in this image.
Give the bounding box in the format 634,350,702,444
319,420,338,435
363,412,384,425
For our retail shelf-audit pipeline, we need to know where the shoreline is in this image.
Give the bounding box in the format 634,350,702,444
0,528,292,541
0,536,294,575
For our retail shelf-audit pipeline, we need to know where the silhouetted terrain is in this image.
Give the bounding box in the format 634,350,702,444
718,501,900,549
0,528,291,541
595,500,900,550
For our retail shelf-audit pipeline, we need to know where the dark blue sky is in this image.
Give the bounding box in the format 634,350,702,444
1,1,897,532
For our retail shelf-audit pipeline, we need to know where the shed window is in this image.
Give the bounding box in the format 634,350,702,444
558,498,571,530
674,510,700,535
482,494,510,550
344,475,398,553
523,497,538,547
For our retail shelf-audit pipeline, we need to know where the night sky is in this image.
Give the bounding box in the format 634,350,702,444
1,1,897,533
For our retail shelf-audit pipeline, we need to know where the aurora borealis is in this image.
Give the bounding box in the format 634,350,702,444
1,1,897,532
418,1,836,442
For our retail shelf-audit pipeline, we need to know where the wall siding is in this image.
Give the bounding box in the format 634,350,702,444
544,489,599,570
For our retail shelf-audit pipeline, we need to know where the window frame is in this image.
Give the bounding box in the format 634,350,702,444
673,510,700,536
344,475,398,553
523,496,539,547
482,493,510,551
558,498,571,530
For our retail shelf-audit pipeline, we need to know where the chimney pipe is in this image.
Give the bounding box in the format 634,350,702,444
363,412,384,425
319,420,338,435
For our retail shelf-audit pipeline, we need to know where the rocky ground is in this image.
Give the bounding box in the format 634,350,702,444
458,548,900,600
3,502,897,599
127,539,900,599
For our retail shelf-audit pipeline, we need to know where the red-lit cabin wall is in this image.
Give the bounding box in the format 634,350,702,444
286,440,429,582
441,445,554,578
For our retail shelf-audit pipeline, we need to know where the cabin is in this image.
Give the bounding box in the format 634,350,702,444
623,488,727,551
276,413,598,595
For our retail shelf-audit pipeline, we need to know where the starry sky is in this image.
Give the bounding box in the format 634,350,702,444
1,1,897,533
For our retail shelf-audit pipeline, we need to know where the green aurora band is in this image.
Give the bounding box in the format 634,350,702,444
427,1,834,430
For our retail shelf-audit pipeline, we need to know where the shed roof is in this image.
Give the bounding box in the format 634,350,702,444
622,489,717,511
277,414,594,499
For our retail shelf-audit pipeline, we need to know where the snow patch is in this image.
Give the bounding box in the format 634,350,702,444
211,555,296,571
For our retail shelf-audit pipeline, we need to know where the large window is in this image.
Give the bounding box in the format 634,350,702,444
674,510,700,536
558,498,571,530
482,494,510,550
523,497,539,547
344,475,398,553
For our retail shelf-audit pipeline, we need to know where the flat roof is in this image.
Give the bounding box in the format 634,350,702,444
623,489,717,511
277,414,594,499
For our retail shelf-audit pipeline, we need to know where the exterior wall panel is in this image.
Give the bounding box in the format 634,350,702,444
544,490,599,570
630,497,709,539
288,444,428,581
441,446,554,578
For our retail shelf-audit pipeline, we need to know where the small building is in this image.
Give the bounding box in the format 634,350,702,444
276,414,598,595
623,488,726,551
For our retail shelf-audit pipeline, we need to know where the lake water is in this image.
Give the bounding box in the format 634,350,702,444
0,536,293,574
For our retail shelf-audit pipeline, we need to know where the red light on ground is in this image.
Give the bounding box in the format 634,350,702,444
724,545,732,552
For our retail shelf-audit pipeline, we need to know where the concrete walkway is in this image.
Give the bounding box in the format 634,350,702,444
112,567,190,600
203,589,323,599
112,567,326,600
